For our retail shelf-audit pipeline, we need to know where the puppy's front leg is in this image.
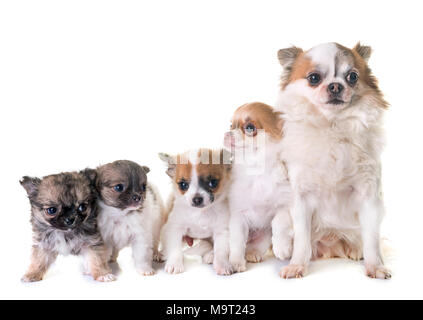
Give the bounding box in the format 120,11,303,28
132,234,155,276
162,223,185,274
280,195,312,279
359,196,391,279
213,230,233,276
272,208,293,261
84,245,116,282
22,246,57,282
229,211,249,272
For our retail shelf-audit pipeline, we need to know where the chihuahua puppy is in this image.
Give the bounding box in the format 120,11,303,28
276,43,390,279
20,171,115,282
159,149,233,275
95,160,165,276
224,102,293,272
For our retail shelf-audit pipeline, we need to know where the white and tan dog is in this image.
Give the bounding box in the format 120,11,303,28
276,42,390,279
224,102,293,272
95,160,166,276
159,149,233,276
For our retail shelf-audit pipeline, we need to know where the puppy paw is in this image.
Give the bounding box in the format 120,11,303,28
365,265,391,280
21,273,43,283
202,251,214,264
272,239,293,261
153,251,164,263
137,268,156,276
279,264,306,279
230,258,247,273
165,261,185,274
95,273,116,282
346,248,363,261
245,251,264,263
213,261,233,276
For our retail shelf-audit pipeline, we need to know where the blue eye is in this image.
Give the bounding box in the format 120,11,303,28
114,184,124,192
307,73,321,86
46,207,57,215
244,123,257,136
346,71,359,85
208,179,219,189
78,203,87,213
178,181,189,191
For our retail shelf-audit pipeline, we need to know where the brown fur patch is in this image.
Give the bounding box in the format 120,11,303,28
174,153,193,195
231,102,283,140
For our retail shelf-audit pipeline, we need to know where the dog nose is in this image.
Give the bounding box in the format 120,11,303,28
64,217,75,226
132,194,141,202
328,82,344,95
192,196,204,207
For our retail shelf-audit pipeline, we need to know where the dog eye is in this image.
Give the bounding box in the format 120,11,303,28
142,183,147,192
346,71,359,85
78,203,87,213
208,179,219,189
114,184,124,192
307,73,321,86
244,123,257,136
45,207,57,216
178,181,189,191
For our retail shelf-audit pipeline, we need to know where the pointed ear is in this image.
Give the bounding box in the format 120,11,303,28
353,42,372,62
158,153,176,178
277,46,303,68
20,176,41,198
142,166,150,174
80,168,97,186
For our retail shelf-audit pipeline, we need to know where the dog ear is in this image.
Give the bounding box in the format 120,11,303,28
353,42,372,62
221,149,233,172
80,168,97,186
142,166,150,174
277,46,303,68
20,176,41,199
158,153,176,178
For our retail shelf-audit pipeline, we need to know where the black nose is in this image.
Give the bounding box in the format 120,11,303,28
328,82,344,95
132,194,141,202
64,217,75,226
192,196,204,207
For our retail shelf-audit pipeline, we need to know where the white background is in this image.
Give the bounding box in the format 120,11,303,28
0,0,422,300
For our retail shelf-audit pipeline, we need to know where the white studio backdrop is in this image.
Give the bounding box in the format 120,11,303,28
0,0,422,299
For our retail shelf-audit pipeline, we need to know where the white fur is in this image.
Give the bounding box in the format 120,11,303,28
276,62,390,279
161,150,232,276
97,184,165,276
228,131,293,272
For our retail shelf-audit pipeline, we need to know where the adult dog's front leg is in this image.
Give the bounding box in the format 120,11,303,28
280,195,312,279
359,196,391,279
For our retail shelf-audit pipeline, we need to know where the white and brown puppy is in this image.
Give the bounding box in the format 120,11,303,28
20,171,115,282
159,149,233,275
276,42,390,279
95,160,165,276
224,102,293,272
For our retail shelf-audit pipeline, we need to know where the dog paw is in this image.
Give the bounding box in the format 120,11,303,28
137,268,156,276
230,258,247,273
346,248,363,261
245,251,264,263
279,264,306,279
213,261,233,276
365,264,391,280
202,251,214,264
95,273,116,282
153,251,164,263
165,261,184,274
272,239,292,261
21,273,43,283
